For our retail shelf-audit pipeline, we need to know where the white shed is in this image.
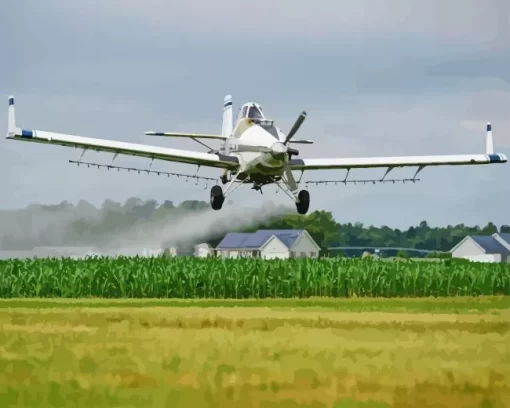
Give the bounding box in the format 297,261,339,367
450,234,510,263
194,243,212,258
215,229,321,260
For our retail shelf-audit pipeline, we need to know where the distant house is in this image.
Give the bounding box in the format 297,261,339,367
215,229,321,259
450,233,510,263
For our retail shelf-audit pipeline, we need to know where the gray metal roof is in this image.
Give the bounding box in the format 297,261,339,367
471,235,509,254
496,233,510,245
216,229,306,249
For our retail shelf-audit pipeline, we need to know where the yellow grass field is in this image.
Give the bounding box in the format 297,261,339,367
0,297,509,408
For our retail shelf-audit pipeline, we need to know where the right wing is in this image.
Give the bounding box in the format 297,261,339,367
6,97,238,170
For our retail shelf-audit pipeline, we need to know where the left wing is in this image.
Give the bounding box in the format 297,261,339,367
289,123,507,171
289,152,507,171
5,97,238,170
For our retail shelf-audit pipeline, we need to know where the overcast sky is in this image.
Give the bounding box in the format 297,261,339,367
1,0,509,228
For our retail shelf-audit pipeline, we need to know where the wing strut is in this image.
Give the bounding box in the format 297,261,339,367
191,137,217,153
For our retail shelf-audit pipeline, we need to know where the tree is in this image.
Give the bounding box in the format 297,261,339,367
123,197,144,211
101,199,122,212
396,249,409,259
481,222,498,235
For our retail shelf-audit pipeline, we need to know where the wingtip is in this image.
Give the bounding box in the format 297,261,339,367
487,122,492,132
8,96,14,106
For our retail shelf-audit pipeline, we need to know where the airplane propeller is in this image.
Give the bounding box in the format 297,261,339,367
284,111,307,159
284,111,307,145
279,112,308,193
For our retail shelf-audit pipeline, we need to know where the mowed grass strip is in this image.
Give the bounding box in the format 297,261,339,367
0,303,509,407
1,295,509,315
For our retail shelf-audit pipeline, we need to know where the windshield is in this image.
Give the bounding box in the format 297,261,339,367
247,105,263,119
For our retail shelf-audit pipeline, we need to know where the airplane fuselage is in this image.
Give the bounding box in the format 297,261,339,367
225,121,288,186
221,101,296,186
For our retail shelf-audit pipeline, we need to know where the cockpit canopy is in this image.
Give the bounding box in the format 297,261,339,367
237,103,265,121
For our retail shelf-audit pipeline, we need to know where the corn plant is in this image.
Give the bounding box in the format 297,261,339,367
0,256,508,298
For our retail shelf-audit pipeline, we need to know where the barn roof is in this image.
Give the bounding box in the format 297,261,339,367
496,233,510,246
470,235,509,254
215,233,253,249
216,229,306,249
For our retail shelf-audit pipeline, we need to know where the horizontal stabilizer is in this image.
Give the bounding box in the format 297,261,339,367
288,139,313,144
144,131,227,140
230,144,271,153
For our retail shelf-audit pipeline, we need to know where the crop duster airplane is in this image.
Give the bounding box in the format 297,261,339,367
5,95,507,214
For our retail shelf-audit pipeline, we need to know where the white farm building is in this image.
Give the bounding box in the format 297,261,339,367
215,229,321,260
450,233,510,263
194,243,213,258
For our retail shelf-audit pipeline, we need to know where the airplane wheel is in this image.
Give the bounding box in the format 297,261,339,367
210,185,224,210
296,190,310,215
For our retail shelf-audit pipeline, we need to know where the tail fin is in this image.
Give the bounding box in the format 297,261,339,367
221,94,233,154
7,95,16,136
486,122,493,154
222,95,233,138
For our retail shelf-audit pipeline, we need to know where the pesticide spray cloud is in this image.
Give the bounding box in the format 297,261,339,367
106,200,295,253
0,197,295,258
0,201,100,250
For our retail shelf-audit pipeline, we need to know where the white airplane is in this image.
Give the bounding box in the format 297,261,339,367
5,95,507,214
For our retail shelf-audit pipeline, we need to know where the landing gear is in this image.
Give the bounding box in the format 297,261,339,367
210,185,224,210
274,167,311,215
220,170,229,185
296,190,310,215
210,171,242,211
275,177,311,215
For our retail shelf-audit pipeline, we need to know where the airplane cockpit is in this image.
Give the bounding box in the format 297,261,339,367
237,103,266,121
235,102,278,138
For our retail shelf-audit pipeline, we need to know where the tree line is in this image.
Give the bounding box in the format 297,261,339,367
1,198,507,253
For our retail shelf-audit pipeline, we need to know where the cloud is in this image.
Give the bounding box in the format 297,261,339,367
39,0,508,48
1,0,508,229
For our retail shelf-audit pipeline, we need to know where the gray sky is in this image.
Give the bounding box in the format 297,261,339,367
1,0,509,228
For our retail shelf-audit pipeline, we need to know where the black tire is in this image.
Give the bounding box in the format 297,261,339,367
210,185,224,210
296,189,310,215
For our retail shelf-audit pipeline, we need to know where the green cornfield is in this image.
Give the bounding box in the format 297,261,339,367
0,256,509,298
